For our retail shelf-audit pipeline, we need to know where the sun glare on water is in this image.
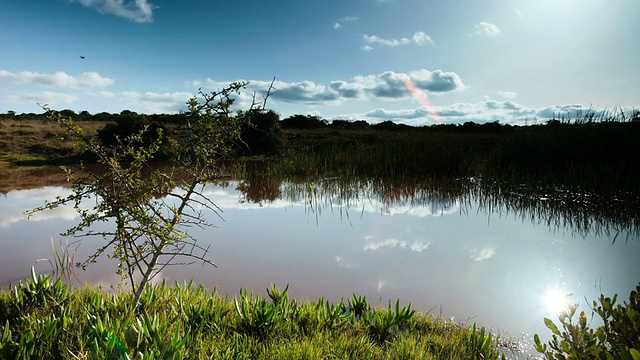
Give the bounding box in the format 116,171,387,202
542,288,573,315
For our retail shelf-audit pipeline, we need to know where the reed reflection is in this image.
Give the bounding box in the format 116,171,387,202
236,175,640,240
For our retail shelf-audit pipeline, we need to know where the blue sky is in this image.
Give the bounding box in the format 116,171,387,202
1,0,638,125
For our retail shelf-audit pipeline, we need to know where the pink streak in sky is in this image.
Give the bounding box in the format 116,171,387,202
400,74,443,123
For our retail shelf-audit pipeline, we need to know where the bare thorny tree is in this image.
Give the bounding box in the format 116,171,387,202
30,81,273,309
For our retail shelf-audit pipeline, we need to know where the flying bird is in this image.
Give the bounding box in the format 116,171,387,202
80,56,85,59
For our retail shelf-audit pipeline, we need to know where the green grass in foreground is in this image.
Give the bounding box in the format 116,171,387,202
0,272,508,359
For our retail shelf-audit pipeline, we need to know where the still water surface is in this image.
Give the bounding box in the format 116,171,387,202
1,179,639,354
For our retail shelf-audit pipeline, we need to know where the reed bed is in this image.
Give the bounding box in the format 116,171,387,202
274,113,640,194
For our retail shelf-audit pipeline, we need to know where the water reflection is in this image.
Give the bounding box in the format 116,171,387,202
1,177,639,357
240,176,640,240
541,287,574,316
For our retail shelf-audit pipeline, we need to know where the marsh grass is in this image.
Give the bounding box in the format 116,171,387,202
34,238,81,285
0,277,509,359
226,109,640,238
273,109,640,194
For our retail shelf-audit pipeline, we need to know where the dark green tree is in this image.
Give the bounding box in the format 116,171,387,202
280,114,327,130
97,112,170,158
238,109,284,155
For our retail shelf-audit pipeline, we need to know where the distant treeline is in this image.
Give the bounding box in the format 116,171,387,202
3,109,638,134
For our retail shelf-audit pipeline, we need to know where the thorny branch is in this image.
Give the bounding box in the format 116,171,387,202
30,81,273,310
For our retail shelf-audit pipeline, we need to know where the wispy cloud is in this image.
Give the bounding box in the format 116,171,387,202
101,90,193,113
340,102,639,126
5,91,79,107
334,256,357,269
468,247,496,261
0,70,114,89
363,31,434,47
348,100,535,125
473,22,501,36
499,91,517,99
333,15,358,30
71,0,156,23
364,236,431,252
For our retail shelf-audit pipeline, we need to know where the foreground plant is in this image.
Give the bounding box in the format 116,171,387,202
1,279,509,359
29,82,268,309
535,283,640,360
468,323,506,360
362,299,415,344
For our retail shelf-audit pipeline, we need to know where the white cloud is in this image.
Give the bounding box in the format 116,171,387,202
0,187,76,227
339,99,541,125
336,102,639,127
361,45,374,52
338,15,358,22
469,247,496,261
408,69,465,93
363,31,434,47
536,104,602,119
499,91,517,99
269,81,341,104
114,91,193,113
184,80,202,88
473,22,501,36
409,242,431,252
352,69,464,98
191,69,464,106
382,201,460,217
0,70,114,89
5,91,79,107
98,91,116,99
334,256,356,269
72,0,156,23
364,237,431,252
333,15,358,30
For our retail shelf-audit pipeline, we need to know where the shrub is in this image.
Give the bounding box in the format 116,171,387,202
535,283,640,359
97,112,170,158
238,109,284,155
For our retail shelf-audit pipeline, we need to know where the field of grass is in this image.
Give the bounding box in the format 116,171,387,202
0,119,104,166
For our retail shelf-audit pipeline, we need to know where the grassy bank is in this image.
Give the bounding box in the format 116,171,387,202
3,273,638,359
0,273,508,359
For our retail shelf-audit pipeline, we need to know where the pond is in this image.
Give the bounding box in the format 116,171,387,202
1,173,639,356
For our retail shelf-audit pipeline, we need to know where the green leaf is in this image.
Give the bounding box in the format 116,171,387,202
544,317,561,336
533,334,547,353
630,348,640,360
